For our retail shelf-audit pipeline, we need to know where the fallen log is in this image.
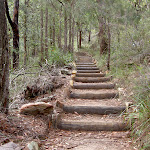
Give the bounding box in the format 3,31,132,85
70,92,119,99
72,83,115,89
20,102,53,115
72,77,112,83
77,70,100,73
23,77,64,100
76,67,99,70
76,73,105,77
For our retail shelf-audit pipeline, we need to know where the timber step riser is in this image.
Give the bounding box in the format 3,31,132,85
75,63,95,65
76,67,99,70
77,70,100,73
57,122,129,131
70,92,119,99
76,65,97,67
62,106,126,115
73,77,111,83
75,73,105,77
72,83,115,89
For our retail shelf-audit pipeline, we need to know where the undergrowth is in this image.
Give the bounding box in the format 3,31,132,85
80,44,149,149
91,51,149,149
9,47,73,102
130,66,150,149
48,47,73,67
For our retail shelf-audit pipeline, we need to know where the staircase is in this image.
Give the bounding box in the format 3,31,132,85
54,52,130,132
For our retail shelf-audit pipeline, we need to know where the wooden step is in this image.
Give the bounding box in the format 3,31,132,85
75,63,95,65
77,70,100,73
72,83,115,89
76,73,105,77
56,101,126,115
73,77,112,83
56,113,129,131
69,90,119,99
76,65,97,67
76,67,99,70
75,52,87,56
76,57,93,63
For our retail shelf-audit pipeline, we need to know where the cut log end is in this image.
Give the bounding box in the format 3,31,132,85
72,70,77,74
56,101,64,109
70,80,74,87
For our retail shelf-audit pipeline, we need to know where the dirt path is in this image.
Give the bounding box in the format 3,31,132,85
44,52,136,150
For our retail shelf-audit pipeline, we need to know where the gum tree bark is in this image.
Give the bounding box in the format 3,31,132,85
52,17,55,46
5,0,19,69
45,6,48,59
79,30,82,48
71,18,75,52
24,0,29,65
0,0,9,113
77,30,79,48
40,7,44,62
64,9,68,52
68,13,72,51
107,20,111,70
88,30,91,42
58,7,62,49
49,15,53,46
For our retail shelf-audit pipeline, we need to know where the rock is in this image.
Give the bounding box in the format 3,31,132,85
61,69,71,75
20,102,53,115
0,142,21,150
23,141,39,150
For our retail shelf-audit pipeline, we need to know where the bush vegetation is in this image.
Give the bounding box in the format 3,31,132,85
80,3,150,149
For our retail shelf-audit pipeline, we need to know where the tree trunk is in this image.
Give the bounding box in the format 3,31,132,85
52,17,55,46
68,13,72,52
99,19,108,55
8,28,12,69
58,8,62,49
64,9,68,52
32,34,36,56
24,0,28,66
88,31,91,42
13,0,19,69
0,0,9,114
36,23,40,54
49,15,53,46
79,30,82,49
40,7,44,62
5,0,19,69
77,31,79,48
71,18,75,52
107,21,111,70
45,6,48,59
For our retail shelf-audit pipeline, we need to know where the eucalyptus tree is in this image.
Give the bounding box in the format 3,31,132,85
0,0,9,113
5,0,19,69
